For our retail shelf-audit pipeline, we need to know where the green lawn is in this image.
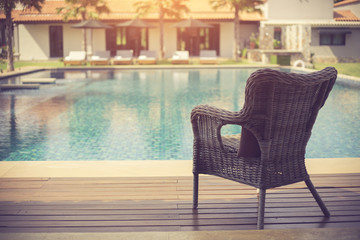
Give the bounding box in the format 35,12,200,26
314,62,360,78
1,60,360,78
0,60,64,72
0,58,250,71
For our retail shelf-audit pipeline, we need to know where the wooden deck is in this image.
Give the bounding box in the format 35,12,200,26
0,173,360,233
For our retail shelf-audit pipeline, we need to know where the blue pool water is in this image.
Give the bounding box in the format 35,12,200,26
0,68,359,161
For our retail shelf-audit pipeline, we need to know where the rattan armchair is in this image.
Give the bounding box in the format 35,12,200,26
191,67,337,229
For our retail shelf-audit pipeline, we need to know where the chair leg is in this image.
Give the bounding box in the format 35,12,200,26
193,173,199,209
305,179,330,217
257,188,266,230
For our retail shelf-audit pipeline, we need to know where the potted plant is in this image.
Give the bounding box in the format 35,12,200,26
249,33,258,49
241,47,247,59
273,40,281,49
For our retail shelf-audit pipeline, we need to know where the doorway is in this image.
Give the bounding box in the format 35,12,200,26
106,27,149,57
49,26,63,58
176,24,219,56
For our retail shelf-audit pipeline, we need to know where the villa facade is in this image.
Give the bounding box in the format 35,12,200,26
0,0,261,60
249,0,360,65
0,0,359,63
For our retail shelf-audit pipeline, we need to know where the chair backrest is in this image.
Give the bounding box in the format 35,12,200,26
200,50,216,58
68,51,86,60
116,50,133,58
173,51,189,59
241,67,337,187
93,51,110,59
139,50,157,58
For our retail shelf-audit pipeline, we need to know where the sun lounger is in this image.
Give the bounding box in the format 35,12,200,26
64,51,86,66
89,51,111,65
137,50,157,65
171,51,190,64
113,50,134,65
199,50,218,64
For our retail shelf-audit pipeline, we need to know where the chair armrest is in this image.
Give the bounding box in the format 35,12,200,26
191,105,248,151
191,104,248,125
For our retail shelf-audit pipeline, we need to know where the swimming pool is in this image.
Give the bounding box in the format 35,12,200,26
0,68,359,161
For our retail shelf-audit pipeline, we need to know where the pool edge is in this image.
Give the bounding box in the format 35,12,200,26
0,158,359,178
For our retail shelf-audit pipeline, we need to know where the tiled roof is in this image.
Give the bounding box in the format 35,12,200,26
334,10,360,21
334,0,360,7
0,0,263,22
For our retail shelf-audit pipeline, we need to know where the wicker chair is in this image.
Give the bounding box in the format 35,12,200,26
191,67,337,229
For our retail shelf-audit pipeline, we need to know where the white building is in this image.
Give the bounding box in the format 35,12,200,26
249,0,360,65
0,0,260,60
0,0,359,63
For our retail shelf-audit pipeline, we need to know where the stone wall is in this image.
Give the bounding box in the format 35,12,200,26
259,25,274,50
256,23,312,65
247,50,263,62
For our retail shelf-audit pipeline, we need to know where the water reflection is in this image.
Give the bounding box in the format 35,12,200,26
9,96,17,153
0,68,359,161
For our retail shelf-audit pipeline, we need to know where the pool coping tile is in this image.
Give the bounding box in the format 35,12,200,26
0,158,359,178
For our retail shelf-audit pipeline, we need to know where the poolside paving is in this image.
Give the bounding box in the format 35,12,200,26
0,228,359,240
1,158,359,178
1,173,360,232
0,159,360,239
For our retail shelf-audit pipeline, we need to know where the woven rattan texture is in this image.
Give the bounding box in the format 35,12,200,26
191,67,337,189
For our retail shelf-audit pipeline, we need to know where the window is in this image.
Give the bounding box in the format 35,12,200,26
274,27,282,49
0,25,6,58
320,33,346,46
0,25,6,46
116,28,127,47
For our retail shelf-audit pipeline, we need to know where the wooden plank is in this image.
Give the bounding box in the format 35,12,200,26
183,190,360,198
15,209,182,216
0,219,188,227
0,204,264,213
0,174,359,233
1,215,358,228
0,201,179,210
0,214,181,221
38,186,179,192
180,222,360,231
178,200,360,209
0,226,181,233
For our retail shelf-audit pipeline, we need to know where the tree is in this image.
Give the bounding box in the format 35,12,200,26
209,0,262,61
56,0,109,55
134,0,189,59
0,0,44,72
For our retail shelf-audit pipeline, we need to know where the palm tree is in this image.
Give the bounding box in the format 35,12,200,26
0,0,44,72
209,0,262,61
57,0,110,55
134,0,189,59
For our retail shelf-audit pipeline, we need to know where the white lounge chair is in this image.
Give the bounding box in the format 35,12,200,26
64,51,86,66
137,50,157,65
199,50,218,64
113,50,134,65
89,51,111,65
171,51,190,64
